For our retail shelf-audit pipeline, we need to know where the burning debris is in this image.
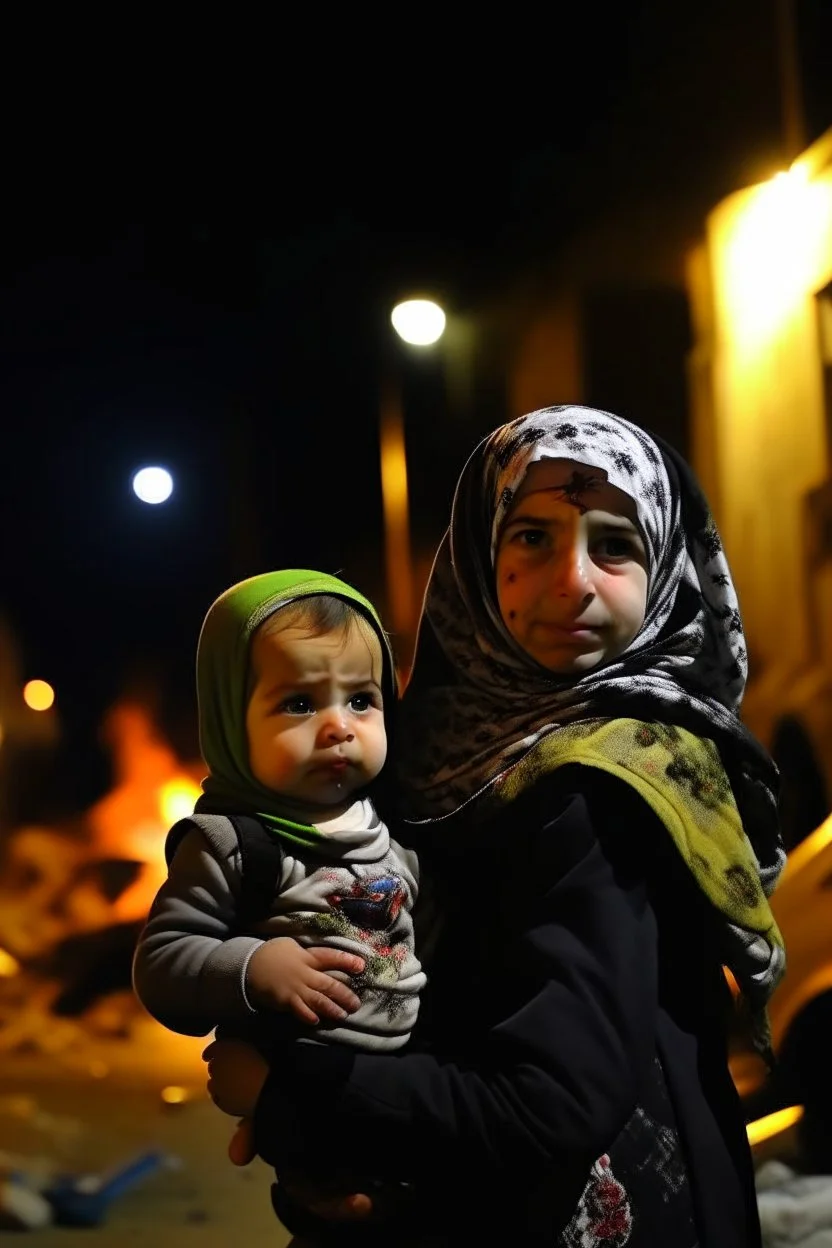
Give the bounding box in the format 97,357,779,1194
0,698,265,1241
0,700,202,1054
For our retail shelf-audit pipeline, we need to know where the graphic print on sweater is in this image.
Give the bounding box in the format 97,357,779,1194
293,868,412,1023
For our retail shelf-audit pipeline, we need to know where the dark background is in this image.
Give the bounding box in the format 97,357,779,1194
1,1,830,817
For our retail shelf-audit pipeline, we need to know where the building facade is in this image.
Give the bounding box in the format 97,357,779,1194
686,127,832,847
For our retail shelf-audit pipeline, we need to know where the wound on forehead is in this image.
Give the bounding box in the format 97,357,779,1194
546,469,607,513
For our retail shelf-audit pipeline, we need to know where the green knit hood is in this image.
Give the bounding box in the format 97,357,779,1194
195,569,396,844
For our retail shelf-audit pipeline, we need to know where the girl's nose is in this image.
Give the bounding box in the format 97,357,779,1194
554,541,594,600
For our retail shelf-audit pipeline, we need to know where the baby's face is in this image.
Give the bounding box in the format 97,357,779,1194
245,621,387,816
494,458,649,675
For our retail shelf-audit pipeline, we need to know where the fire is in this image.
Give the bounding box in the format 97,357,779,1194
86,703,204,924
0,700,205,961
159,778,203,827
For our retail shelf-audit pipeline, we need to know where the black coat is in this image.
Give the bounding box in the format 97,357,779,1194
253,768,761,1247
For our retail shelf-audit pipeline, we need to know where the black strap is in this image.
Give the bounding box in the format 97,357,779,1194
229,813,285,930
164,818,195,867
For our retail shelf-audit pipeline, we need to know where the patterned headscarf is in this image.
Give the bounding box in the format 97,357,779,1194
398,407,786,1033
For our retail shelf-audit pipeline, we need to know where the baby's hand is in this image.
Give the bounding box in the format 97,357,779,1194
246,937,365,1025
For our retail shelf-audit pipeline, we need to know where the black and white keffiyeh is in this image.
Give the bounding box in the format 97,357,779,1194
398,405,784,895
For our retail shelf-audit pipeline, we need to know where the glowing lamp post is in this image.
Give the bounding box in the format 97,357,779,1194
380,299,446,670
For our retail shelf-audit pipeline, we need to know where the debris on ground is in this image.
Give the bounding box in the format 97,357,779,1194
0,1148,180,1231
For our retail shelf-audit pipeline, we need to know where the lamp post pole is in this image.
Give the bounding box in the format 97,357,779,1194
379,299,446,673
379,371,415,661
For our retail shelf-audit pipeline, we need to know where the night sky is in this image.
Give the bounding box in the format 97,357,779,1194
1,2,830,817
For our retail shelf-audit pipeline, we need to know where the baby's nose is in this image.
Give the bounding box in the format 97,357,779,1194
320,708,354,742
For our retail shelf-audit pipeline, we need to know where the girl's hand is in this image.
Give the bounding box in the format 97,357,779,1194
228,1116,256,1166
203,1039,269,1118
280,1170,373,1222
246,937,365,1025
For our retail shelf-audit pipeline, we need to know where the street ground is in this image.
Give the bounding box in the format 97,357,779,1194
0,1001,289,1246
0,992,808,1247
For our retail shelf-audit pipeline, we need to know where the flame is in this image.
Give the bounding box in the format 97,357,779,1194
84,703,204,923
0,700,208,963
159,777,202,827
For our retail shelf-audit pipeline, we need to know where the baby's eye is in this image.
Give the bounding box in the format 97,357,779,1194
349,691,379,713
279,695,314,715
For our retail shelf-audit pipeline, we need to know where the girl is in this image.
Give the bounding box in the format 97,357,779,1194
205,407,785,1247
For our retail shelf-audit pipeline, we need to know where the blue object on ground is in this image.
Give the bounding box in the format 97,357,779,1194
43,1149,172,1227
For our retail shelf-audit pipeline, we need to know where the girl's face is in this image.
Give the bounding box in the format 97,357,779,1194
495,458,649,675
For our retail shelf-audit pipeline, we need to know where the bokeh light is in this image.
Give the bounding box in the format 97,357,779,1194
23,679,55,711
132,466,174,504
0,948,20,976
161,1085,190,1105
746,1104,803,1146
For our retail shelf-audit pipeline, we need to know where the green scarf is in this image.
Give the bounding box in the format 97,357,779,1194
484,718,785,1058
195,569,396,847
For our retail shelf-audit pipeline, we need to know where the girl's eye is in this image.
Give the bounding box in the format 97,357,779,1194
514,528,546,547
596,535,639,560
280,696,313,715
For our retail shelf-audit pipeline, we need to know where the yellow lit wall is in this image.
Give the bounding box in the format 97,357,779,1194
688,131,832,682
508,297,583,420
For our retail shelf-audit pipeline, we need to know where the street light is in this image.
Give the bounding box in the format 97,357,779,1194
380,299,446,671
132,466,174,505
390,300,446,347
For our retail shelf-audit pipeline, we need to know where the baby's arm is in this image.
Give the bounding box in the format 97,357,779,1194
132,826,364,1036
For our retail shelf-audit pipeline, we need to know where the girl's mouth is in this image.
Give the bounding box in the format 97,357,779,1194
539,623,601,639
